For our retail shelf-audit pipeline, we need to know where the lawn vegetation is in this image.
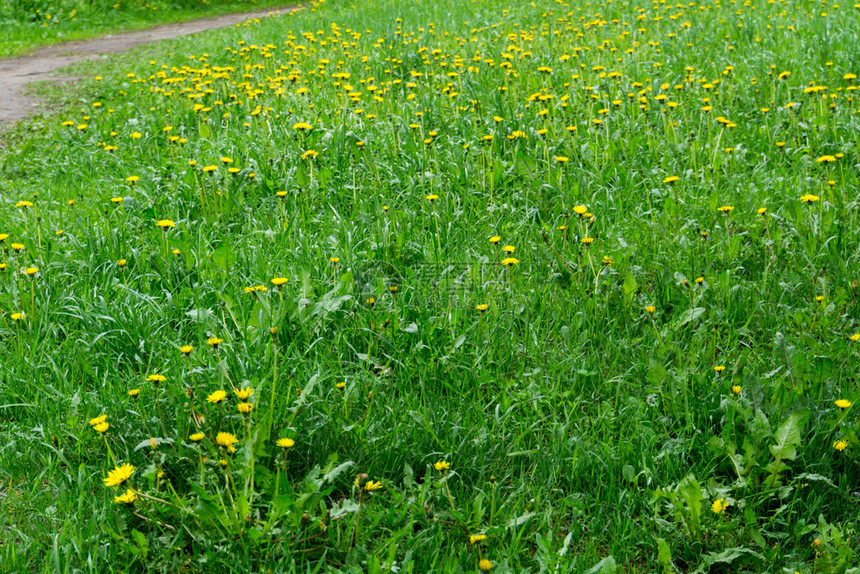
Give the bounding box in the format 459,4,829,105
1,0,859,571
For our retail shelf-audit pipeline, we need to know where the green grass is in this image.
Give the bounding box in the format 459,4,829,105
1,0,859,571
0,0,297,58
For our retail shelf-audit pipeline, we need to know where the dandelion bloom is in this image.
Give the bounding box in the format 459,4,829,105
573,205,587,215
425,194,439,201
850,334,860,342
757,207,767,215
207,337,223,348
11,312,24,321
207,390,227,404
128,389,140,397
434,461,451,471
276,437,295,448
113,489,138,504
147,374,166,383
89,415,107,426
125,176,139,184
180,345,193,355
234,387,254,400
190,433,205,442
104,463,136,487
663,176,679,184
476,304,489,312
364,480,383,491
816,155,836,163
479,559,493,572
835,399,852,409
15,201,33,208
216,432,238,452
237,402,254,414
731,385,742,395
11,243,25,251
156,219,176,229
489,236,501,244
271,277,288,286
502,245,515,253
714,365,726,372
711,498,727,514
501,257,519,266
645,306,656,314
117,259,127,267
470,534,488,544
93,422,109,433
833,440,848,451
336,382,346,389
23,267,38,276
800,194,820,204
717,205,734,213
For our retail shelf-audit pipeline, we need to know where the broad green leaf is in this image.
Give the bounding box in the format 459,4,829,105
585,555,616,574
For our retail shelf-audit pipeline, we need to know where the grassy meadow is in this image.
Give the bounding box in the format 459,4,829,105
1,0,860,571
0,0,294,57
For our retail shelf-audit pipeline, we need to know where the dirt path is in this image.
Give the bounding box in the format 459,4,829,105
0,5,297,127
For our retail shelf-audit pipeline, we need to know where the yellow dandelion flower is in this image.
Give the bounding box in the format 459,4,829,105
234,387,254,400
216,432,238,452
104,463,136,487
89,414,107,426
276,437,295,448
207,390,227,404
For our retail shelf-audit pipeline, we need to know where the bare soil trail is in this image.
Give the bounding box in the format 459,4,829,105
0,5,297,127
